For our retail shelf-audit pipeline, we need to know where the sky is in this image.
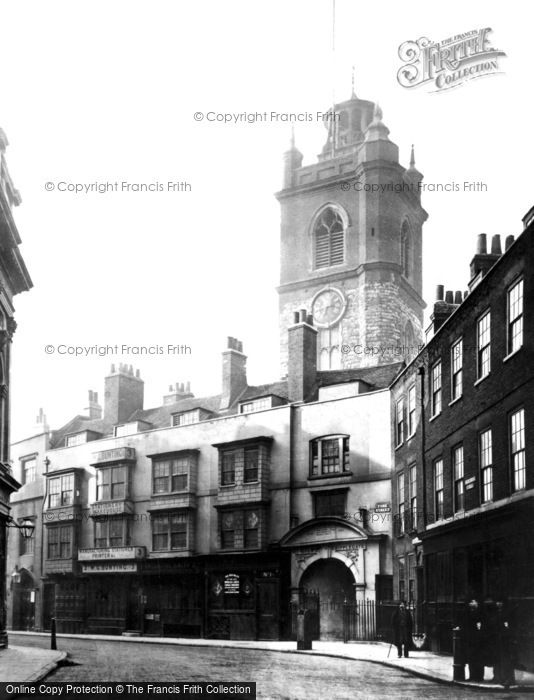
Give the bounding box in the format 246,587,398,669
0,0,532,442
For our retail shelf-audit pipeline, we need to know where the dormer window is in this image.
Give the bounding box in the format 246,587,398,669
239,397,272,414
65,432,86,447
172,409,200,426
310,435,350,477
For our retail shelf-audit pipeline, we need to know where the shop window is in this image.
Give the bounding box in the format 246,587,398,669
313,489,346,517
310,435,350,477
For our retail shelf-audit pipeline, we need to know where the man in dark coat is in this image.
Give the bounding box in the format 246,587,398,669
463,599,485,682
492,601,516,687
392,601,413,658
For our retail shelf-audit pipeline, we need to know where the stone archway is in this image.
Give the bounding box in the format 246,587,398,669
299,558,355,640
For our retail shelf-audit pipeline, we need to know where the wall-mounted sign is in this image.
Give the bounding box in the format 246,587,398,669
224,573,240,594
81,562,137,574
465,477,476,490
79,546,145,561
374,502,391,513
89,501,133,516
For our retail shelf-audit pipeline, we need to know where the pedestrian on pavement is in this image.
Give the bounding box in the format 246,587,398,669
492,600,516,687
391,601,413,658
463,599,485,682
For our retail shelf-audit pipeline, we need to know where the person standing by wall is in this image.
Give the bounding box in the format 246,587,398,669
392,601,413,658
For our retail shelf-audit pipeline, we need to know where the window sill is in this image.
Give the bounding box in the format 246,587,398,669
308,471,353,481
151,490,191,497
503,347,522,363
448,395,462,407
243,480,259,485
474,373,490,387
429,412,441,423
219,483,236,489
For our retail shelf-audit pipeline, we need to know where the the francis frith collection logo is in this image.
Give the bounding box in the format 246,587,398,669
397,28,506,92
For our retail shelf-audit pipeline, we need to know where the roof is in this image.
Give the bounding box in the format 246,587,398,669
49,415,111,449
317,362,405,390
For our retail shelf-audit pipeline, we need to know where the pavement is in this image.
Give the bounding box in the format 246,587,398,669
4,631,534,692
0,644,66,683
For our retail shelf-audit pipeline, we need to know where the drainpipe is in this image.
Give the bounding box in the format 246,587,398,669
417,366,427,528
289,404,296,531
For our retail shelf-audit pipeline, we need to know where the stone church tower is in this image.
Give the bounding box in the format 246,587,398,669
276,91,427,373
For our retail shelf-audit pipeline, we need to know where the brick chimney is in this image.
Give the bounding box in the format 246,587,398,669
104,364,144,425
163,381,194,405
430,286,464,333
84,390,102,420
287,309,317,403
220,338,247,410
469,234,502,290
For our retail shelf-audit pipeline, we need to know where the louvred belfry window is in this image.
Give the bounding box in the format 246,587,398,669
314,207,345,268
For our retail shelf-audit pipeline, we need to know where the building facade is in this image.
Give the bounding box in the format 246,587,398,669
277,92,427,373
0,128,33,647
391,208,534,668
7,321,399,641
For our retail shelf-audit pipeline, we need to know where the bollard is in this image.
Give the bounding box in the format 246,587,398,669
452,627,465,681
50,617,57,650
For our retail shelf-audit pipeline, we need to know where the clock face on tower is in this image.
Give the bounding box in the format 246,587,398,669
311,287,347,328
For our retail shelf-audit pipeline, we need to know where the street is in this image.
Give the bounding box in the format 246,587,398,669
8,634,522,700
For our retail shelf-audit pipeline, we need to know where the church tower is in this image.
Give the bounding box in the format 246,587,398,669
276,90,427,374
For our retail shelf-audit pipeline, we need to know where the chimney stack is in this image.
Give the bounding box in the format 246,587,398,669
220,337,247,410
431,287,462,333
163,381,194,405
34,407,50,434
85,390,102,420
104,364,144,425
287,309,317,403
470,233,502,288
505,235,515,251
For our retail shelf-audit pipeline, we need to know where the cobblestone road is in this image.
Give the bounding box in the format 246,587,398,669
9,634,520,700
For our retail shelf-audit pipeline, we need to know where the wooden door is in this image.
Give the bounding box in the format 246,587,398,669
256,579,279,640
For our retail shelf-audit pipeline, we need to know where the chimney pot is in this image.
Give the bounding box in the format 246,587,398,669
505,235,515,251
445,290,454,303
186,381,191,392
238,341,243,353
436,285,444,301
464,291,468,300
111,364,116,374
491,234,502,255
293,311,300,324
454,291,463,304
307,314,314,326
477,233,487,255
299,309,307,323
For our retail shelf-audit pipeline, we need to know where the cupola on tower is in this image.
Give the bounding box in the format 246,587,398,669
276,89,427,373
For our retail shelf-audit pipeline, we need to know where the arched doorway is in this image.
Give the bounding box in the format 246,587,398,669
300,558,354,640
12,568,35,631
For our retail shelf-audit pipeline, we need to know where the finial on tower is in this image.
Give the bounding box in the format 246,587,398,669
351,66,356,98
290,125,295,149
410,144,415,169
373,102,383,121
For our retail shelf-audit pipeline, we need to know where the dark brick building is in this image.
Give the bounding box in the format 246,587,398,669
391,206,534,667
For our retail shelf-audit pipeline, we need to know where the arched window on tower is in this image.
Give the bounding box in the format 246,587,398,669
314,207,345,269
318,327,341,370
400,220,411,278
